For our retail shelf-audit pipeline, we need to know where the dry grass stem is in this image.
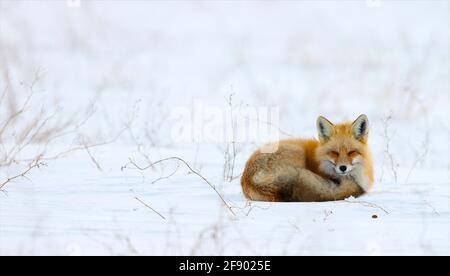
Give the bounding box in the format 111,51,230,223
125,157,236,216
344,198,390,215
135,196,166,221
0,157,44,191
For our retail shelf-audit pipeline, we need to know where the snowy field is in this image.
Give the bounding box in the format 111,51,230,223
0,0,449,255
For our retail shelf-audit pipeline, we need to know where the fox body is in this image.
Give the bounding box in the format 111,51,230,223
241,115,374,202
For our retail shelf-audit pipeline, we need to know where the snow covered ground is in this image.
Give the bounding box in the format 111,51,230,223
0,0,449,255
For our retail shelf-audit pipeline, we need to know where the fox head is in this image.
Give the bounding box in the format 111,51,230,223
316,114,372,179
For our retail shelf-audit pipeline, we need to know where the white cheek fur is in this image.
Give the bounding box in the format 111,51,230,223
319,160,337,177
351,155,364,166
349,167,371,192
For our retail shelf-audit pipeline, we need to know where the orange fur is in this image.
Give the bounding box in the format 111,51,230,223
241,115,374,202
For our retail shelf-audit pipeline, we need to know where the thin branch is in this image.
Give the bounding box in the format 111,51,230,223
344,198,390,215
0,157,44,191
125,157,236,216
135,196,166,221
423,200,440,216
381,114,398,183
152,163,181,184
84,143,103,172
230,200,271,217
230,173,242,182
227,93,237,182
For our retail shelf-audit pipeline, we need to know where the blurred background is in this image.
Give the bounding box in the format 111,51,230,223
1,0,448,160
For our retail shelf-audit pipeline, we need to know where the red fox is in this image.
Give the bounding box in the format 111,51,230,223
241,114,374,202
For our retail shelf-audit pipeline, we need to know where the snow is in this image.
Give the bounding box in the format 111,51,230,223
0,0,449,255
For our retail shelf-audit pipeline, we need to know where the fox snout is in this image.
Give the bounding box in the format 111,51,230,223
335,164,354,175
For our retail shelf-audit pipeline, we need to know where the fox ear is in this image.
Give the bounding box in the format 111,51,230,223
352,114,369,141
317,116,335,142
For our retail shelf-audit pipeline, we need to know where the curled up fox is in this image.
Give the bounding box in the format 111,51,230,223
241,114,374,202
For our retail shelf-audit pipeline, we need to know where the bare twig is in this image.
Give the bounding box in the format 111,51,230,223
0,68,104,189
230,200,271,217
230,173,242,182
152,163,181,184
0,157,44,191
125,157,236,216
84,143,103,172
344,198,390,215
222,93,241,182
423,199,440,216
380,114,398,183
227,93,237,181
135,196,166,221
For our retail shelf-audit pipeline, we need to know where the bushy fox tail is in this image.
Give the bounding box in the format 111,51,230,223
242,166,364,202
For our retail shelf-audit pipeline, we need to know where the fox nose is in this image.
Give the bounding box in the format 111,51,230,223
339,165,347,172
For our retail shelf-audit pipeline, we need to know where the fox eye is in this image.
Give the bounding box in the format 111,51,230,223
329,151,339,157
348,150,359,156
